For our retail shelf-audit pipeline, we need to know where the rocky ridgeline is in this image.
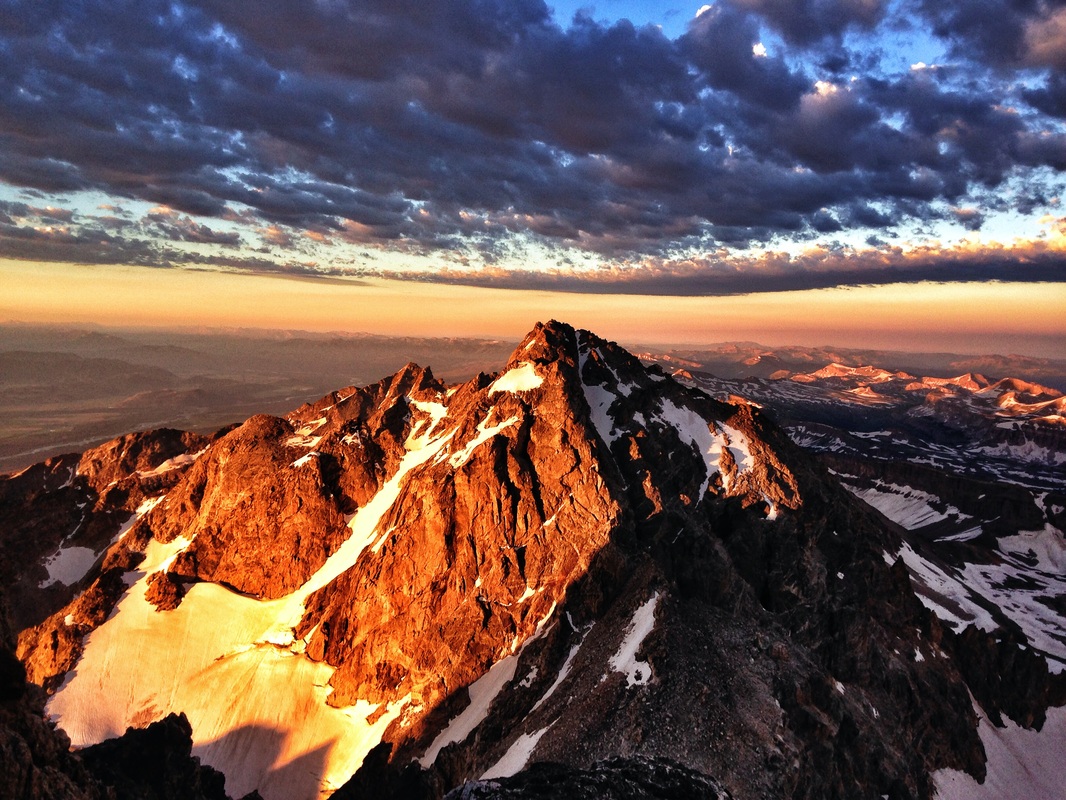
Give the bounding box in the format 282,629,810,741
2,321,1059,799
0,429,211,628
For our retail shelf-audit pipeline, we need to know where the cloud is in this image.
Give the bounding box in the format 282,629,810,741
148,214,242,246
1026,6,1066,68
0,0,1062,294
733,0,887,45
381,236,1066,296
682,3,808,110
912,0,1066,70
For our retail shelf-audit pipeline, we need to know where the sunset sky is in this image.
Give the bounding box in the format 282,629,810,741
1,1,1065,353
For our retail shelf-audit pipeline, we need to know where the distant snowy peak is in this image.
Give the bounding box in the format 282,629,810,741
783,361,1062,422
795,362,913,383
985,376,1062,400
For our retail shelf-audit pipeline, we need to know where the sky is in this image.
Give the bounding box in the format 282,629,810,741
1,0,1065,353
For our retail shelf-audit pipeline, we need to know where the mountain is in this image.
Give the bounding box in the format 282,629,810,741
2,321,1064,800
650,358,1066,490
634,342,1066,393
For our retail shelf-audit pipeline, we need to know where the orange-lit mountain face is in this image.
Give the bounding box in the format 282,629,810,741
2,322,1064,800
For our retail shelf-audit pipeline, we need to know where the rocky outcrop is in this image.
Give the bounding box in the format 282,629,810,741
444,757,734,799
143,414,350,599
133,363,444,600
0,588,102,800
297,326,628,714
79,713,229,800
0,428,210,631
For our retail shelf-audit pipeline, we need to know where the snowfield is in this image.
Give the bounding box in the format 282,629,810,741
935,705,1066,800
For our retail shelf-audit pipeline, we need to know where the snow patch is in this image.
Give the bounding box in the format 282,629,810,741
39,546,98,588
719,422,755,473
941,527,984,543
999,525,1066,574
449,412,520,468
976,440,1066,465
114,497,164,543
519,667,538,688
894,541,997,633
417,605,556,769
406,400,448,451
579,346,621,445
531,635,585,713
294,417,327,436
844,480,963,530
137,448,207,477
609,592,660,687
489,363,543,395
480,723,554,780
285,434,322,449
417,651,522,768
892,537,1066,672
655,398,729,495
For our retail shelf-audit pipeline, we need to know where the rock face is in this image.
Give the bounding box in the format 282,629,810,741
3,428,212,691
0,427,210,628
3,321,1060,800
444,757,735,799
143,414,350,599
0,593,101,800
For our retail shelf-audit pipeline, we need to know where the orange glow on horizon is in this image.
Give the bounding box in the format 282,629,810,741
2,258,1064,357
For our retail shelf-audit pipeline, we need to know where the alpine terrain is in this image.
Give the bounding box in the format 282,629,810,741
2,321,1064,800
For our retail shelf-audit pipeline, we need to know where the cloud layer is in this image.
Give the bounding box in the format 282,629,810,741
0,0,1064,292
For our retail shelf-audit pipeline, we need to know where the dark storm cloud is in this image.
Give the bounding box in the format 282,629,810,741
0,0,1064,290
733,0,887,45
682,4,808,110
911,0,1066,69
1024,71,1066,116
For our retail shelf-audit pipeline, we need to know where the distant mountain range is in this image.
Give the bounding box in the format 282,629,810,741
635,342,1066,392
1,322,1063,799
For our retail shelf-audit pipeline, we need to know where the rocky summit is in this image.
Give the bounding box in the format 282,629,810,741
2,321,1063,800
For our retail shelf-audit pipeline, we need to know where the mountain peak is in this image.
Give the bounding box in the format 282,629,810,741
507,319,580,367
9,322,1038,800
